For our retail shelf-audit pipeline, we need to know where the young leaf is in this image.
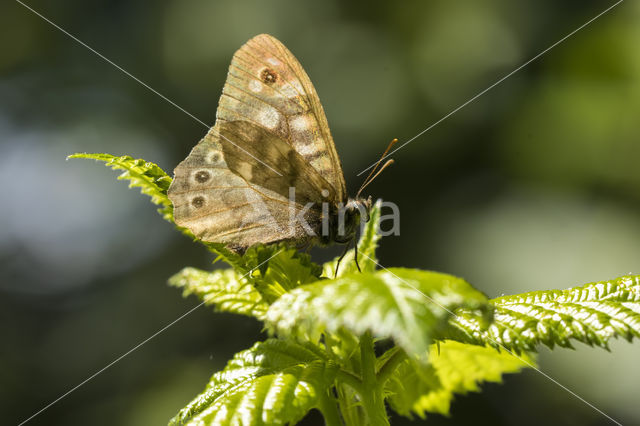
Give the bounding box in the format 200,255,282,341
169,267,268,320
241,244,323,304
266,268,489,357
450,274,640,352
385,340,533,418
69,153,242,267
169,339,335,426
323,200,383,278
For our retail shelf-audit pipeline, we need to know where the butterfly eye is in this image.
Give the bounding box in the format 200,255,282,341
260,68,278,84
191,196,205,208
194,170,210,183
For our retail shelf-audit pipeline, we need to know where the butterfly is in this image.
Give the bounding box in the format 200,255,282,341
167,34,392,265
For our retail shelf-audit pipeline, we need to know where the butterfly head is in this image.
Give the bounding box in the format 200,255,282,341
346,196,372,222
328,196,372,244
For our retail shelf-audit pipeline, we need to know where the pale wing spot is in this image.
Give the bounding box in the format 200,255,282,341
256,106,281,130
295,143,318,157
267,57,281,66
289,115,318,156
290,115,312,132
249,80,262,93
289,79,305,95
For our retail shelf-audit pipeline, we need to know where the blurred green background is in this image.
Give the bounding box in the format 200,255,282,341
2,0,639,425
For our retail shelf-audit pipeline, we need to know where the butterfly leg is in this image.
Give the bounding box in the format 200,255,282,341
353,238,361,273
334,243,350,278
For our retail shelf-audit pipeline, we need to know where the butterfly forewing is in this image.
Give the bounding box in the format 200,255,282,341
217,34,346,202
216,120,336,205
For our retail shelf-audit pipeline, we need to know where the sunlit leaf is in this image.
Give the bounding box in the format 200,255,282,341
450,274,640,352
241,244,323,304
169,267,268,319
266,268,489,357
169,339,334,426
385,340,532,418
77,151,640,426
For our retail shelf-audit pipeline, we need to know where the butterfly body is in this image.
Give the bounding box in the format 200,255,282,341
168,34,370,254
319,197,372,246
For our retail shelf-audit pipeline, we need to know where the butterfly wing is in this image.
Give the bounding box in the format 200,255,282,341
217,120,337,205
168,33,346,252
217,33,347,203
168,127,323,252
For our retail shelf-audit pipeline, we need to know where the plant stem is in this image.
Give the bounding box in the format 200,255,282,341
359,332,390,426
335,368,364,393
319,390,343,426
376,347,408,386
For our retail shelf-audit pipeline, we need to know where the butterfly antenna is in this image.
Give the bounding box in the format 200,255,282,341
359,138,397,190
356,159,395,198
356,138,398,198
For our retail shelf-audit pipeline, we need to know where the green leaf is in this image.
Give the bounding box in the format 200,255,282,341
69,152,242,267
169,339,335,426
385,340,533,419
168,248,323,319
266,268,489,357
450,274,640,352
169,267,268,320
323,200,383,278
241,244,323,304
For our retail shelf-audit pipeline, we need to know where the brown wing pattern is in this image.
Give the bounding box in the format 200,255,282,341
216,34,347,203
216,120,336,205
168,129,320,252
168,34,345,252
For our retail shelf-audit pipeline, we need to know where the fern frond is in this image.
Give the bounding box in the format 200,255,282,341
169,339,333,426
450,274,640,352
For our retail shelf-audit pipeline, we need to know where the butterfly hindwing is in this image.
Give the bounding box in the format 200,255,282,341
217,33,346,203
168,129,321,251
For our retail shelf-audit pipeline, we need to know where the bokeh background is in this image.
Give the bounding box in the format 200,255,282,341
2,0,639,425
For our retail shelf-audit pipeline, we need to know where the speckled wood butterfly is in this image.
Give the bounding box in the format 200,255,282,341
168,34,391,258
